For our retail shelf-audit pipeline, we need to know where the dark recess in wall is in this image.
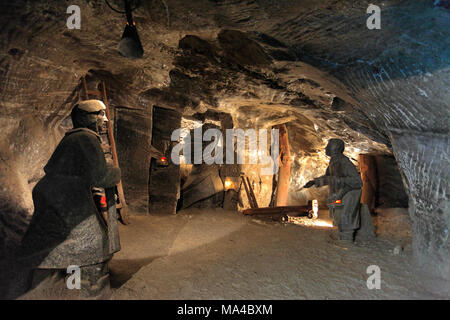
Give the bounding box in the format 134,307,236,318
375,155,409,208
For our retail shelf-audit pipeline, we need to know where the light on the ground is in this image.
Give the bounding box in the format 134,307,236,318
289,216,333,228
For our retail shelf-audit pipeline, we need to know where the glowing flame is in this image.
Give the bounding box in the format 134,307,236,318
224,179,234,190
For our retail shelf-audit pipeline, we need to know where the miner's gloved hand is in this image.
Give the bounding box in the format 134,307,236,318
328,190,345,204
303,180,315,188
314,176,331,187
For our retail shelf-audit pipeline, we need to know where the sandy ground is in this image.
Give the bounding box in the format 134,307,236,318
108,208,444,299
16,207,448,299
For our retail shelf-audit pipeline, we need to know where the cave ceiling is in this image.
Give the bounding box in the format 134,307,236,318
1,0,448,156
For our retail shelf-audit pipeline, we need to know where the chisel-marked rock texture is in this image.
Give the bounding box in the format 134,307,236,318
0,0,448,285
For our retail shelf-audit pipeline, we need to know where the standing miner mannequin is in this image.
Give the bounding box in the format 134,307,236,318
19,100,121,298
304,139,374,243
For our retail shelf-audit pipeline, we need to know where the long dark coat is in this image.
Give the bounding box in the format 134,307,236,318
319,154,363,231
19,128,121,268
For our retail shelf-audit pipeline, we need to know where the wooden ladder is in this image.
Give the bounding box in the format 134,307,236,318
82,76,130,225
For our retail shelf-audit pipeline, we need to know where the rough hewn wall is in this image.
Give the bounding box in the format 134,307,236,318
391,132,449,280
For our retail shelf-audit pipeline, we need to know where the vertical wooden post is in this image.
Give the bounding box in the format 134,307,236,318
82,77,89,100
360,154,377,214
275,124,291,207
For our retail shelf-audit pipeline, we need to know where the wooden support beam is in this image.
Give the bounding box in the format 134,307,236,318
275,124,292,206
360,154,377,214
81,77,89,100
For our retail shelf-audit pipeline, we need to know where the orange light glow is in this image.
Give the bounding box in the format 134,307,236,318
224,179,233,190
160,156,167,162
330,199,342,204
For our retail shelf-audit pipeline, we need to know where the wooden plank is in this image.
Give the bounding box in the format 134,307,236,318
243,205,309,216
87,90,102,96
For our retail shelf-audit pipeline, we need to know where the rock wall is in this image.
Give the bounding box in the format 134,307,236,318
391,131,449,281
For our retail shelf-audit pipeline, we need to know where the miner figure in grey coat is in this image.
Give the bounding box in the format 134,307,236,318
19,100,121,298
304,138,375,242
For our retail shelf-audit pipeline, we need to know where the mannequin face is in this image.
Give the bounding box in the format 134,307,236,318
81,111,107,133
71,104,108,133
95,110,107,132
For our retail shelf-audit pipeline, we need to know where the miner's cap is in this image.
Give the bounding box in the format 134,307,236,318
75,100,106,113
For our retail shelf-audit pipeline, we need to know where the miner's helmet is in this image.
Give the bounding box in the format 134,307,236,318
71,99,108,129
75,100,108,122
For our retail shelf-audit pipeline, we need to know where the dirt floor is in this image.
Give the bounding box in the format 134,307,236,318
17,207,448,299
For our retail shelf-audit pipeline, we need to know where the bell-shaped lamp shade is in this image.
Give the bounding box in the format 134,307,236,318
118,23,143,59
